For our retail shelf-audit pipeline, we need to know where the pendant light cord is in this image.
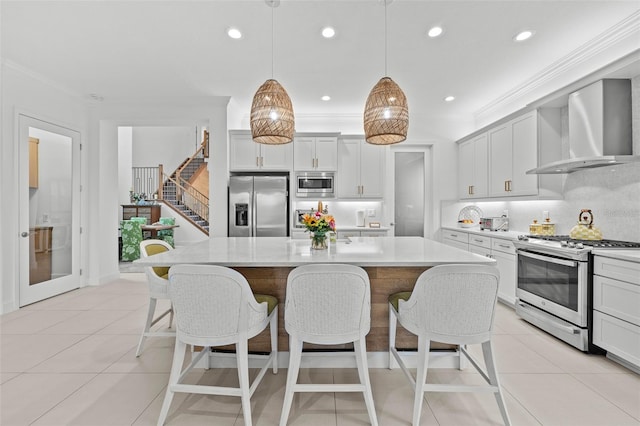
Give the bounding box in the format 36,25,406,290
271,5,275,79
384,0,388,76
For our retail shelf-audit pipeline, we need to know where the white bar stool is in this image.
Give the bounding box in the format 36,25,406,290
280,263,378,426
388,264,511,426
157,264,278,426
136,239,175,357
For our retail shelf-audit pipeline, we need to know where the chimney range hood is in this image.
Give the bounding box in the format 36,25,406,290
527,79,638,174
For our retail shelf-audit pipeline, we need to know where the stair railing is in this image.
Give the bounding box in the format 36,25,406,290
175,131,208,202
161,173,209,224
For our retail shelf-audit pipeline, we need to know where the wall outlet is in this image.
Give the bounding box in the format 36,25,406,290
367,209,376,217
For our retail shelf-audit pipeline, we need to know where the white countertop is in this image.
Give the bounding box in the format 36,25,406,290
135,236,495,267
441,226,524,241
292,226,391,232
591,249,640,263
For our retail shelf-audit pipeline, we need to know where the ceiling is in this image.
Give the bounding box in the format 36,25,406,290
2,1,639,139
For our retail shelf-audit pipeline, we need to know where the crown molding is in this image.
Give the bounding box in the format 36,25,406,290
1,58,84,99
474,10,640,122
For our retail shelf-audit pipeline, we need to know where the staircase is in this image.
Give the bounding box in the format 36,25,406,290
158,132,210,235
162,158,209,234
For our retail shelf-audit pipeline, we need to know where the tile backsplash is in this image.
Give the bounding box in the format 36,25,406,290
442,163,640,242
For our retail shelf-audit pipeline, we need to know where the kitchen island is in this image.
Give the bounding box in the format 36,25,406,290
135,236,495,352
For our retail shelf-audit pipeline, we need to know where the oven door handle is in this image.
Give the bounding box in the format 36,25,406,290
517,250,578,267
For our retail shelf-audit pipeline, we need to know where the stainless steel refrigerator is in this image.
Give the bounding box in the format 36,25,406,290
228,175,289,237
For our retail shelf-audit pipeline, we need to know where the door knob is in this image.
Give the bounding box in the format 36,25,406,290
21,232,29,237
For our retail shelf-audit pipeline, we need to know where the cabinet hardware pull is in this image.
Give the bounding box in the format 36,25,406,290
470,185,474,195
504,180,508,192
499,244,510,249
256,157,259,167
449,234,457,238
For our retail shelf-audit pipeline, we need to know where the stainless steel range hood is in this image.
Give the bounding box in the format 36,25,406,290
527,79,638,174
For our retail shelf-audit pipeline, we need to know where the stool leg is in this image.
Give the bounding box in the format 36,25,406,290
270,307,279,374
158,339,187,425
412,335,430,426
354,338,378,426
237,339,253,426
280,335,302,426
482,341,511,426
136,298,157,357
388,304,398,369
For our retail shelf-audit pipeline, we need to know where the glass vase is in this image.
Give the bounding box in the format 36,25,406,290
310,232,328,250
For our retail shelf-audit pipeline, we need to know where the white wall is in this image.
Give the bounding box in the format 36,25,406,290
131,126,196,173
1,64,88,313
117,127,133,206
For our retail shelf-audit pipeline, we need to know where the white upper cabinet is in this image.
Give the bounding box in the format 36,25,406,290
338,137,385,198
458,133,488,199
229,130,292,171
489,111,538,197
293,136,338,171
458,108,562,200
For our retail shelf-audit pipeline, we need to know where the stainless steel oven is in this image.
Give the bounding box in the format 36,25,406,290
514,236,592,351
514,235,640,353
295,172,335,198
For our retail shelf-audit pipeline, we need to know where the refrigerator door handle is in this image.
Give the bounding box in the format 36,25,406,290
252,189,257,237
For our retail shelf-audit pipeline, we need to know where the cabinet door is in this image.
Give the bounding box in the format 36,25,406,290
337,139,361,198
469,244,491,258
261,142,292,170
359,142,385,198
315,137,338,171
458,139,474,199
442,238,469,251
510,112,539,196
488,124,512,197
493,250,516,305
473,134,488,197
459,134,488,199
293,137,315,170
230,133,259,170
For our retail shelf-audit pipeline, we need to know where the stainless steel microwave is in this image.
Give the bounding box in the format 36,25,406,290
295,172,335,198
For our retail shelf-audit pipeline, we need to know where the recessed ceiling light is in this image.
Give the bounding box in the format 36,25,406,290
514,30,534,42
444,95,455,102
427,26,443,38
321,27,336,38
321,95,331,101
227,28,242,39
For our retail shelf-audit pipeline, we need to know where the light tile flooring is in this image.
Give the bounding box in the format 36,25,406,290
1,273,639,426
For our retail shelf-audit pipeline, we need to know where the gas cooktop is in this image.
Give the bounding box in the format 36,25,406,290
518,235,640,249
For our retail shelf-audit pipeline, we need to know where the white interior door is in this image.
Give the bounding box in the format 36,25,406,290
19,115,81,306
389,146,431,237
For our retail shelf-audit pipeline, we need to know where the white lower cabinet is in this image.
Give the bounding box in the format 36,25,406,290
593,255,640,369
441,229,469,251
443,229,516,306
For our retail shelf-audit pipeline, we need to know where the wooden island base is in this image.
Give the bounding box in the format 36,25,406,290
228,266,455,353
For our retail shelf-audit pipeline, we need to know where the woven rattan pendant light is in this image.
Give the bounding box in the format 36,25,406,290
363,0,408,145
250,0,295,145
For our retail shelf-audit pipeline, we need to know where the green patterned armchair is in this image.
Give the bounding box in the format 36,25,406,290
157,217,175,248
121,220,143,261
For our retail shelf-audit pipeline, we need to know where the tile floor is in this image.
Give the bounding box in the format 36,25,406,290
1,273,639,425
